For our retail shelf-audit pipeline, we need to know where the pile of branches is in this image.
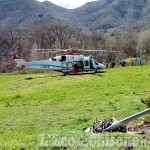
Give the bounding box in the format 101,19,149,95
128,120,150,134
85,118,149,134
90,118,127,133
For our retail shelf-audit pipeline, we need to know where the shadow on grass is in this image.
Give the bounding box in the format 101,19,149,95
51,147,68,150
24,70,106,79
24,75,58,80
63,70,106,76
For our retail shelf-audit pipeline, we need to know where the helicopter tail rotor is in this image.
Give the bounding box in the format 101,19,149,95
9,52,26,68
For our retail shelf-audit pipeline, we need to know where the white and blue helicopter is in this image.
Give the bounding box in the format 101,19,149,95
10,48,106,75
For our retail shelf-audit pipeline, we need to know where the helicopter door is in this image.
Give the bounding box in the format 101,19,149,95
83,58,90,70
62,62,73,71
91,59,98,69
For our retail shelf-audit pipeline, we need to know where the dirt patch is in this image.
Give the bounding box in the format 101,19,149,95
85,118,150,134
127,120,150,133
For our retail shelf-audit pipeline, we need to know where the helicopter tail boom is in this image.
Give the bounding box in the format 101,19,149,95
10,54,26,68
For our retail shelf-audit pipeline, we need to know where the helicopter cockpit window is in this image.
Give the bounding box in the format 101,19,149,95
84,60,89,66
52,58,56,61
60,56,66,61
94,59,99,65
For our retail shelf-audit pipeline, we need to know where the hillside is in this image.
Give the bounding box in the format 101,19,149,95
70,0,150,31
0,0,69,29
0,0,150,31
0,66,150,149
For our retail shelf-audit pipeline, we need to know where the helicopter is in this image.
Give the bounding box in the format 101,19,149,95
10,48,106,75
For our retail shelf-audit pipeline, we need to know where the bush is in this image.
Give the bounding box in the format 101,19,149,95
127,58,134,66
140,96,150,108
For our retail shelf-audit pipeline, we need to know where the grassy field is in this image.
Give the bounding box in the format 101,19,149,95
0,66,150,149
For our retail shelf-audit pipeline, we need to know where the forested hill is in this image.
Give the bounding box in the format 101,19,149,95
0,0,69,29
0,0,150,31
70,0,150,31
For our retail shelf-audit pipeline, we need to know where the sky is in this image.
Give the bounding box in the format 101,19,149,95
37,0,97,9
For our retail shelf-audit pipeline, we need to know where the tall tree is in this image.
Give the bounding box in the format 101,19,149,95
137,29,150,55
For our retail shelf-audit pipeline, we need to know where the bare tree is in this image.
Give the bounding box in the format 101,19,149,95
105,35,117,51
50,21,76,49
0,26,30,72
28,21,76,49
0,27,19,51
117,32,138,57
137,29,150,56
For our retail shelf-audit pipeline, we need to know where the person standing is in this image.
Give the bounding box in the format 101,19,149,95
110,61,116,68
73,62,78,75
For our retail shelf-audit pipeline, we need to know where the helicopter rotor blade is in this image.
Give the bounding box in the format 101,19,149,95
32,49,119,53
79,49,119,52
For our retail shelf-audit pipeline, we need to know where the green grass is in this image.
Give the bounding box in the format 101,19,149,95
0,66,150,149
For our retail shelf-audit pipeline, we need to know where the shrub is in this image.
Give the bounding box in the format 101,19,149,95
140,96,150,108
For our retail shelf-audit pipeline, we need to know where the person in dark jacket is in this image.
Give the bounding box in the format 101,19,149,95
110,61,116,68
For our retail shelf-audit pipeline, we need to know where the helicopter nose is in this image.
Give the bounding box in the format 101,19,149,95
99,63,106,69
102,64,106,69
